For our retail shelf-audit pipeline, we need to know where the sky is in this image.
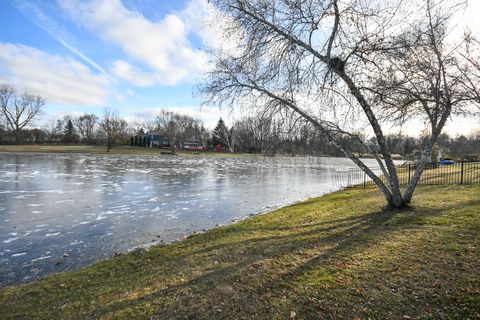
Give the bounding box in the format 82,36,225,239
0,0,238,129
0,0,479,135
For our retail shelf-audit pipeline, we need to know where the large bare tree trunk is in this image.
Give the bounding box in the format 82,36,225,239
202,0,478,209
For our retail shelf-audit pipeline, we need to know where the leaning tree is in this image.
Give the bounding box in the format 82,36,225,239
0,84,45,144
201,0,479,208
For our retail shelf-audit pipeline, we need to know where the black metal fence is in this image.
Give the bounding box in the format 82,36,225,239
334,161,480,188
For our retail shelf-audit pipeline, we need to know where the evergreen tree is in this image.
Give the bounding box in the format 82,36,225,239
212,118,228,146
63,119,78,143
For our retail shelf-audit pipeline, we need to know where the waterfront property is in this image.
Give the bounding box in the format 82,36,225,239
0,153,372,285
130,133,171,148
0,185,478,319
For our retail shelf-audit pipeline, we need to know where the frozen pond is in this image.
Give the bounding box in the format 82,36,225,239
0,153,376,285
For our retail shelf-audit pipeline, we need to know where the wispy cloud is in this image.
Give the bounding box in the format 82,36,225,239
59,0,213,86
12,0,117,84
0,43,109,106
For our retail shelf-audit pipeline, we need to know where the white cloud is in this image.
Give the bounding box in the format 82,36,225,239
181,0,223,48
0,43,109,106
59,0,212,86
181,0,245,59
111,60,155,87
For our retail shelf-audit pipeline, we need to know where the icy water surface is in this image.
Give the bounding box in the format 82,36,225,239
0,153,375,285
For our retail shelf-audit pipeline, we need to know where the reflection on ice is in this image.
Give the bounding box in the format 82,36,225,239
45,233,61,237
11,252,27,257
0,152,376,285
2,238,18,244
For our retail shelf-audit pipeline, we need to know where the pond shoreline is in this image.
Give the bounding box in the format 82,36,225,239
1,152,369,285
1,185,478,319
0,144,338,157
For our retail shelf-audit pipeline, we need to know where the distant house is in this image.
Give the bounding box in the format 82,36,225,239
181,141,206,151
132,132,170,148
148,133,170,148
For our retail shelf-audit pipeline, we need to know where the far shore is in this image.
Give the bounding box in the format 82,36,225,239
0,144,340,158
0,144,248,157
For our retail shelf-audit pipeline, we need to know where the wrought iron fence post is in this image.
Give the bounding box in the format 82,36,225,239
363,172,366,188
408,164,411,184
460,161,464,185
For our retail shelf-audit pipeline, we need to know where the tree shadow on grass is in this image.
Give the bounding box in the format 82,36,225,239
87,201,468,319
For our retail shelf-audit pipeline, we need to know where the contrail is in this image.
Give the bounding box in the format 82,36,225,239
12,0,118,85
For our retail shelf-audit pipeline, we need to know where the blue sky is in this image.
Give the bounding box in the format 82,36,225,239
0,0,232,128
0,0,479,134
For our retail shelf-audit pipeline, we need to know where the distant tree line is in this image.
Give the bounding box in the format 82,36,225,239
228,116,480,160
1,84,478,157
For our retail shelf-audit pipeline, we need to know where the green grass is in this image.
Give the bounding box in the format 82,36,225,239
0,185,479,319
0,144,254,157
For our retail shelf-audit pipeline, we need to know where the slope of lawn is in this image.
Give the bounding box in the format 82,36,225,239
0,185,479,319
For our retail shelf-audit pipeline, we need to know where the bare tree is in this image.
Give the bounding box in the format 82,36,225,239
155,110,182,149
233,113,288,154
196,123,212,147
100,109,128,152
201,0,479,208
74,114,98,144
0,84,45,144
155,109,206,150
129,118,156,137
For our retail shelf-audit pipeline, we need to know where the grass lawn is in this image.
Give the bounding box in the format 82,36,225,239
0,185,479,319
0,144,248,157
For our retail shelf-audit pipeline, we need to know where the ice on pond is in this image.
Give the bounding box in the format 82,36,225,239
110,204,128,209
2,237,19,244
31,255,52,262
45,232,61,237
11,252,27,257
56,200,74,204
0,153,380,285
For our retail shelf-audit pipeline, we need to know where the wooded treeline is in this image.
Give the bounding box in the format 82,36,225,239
1,98,478,159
